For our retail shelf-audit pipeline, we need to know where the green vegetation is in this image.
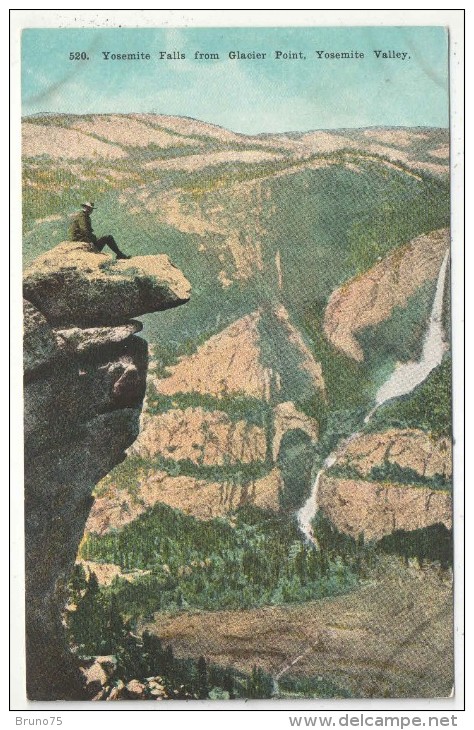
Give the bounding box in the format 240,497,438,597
144,453,271,483
312,513,379,577
298,303,374,418
345,171,447,276
68,563,350,699
122,143,205,161
297,280,449,438
23,113,97,127
72,507,452,698
98,452,271,490
171,148,446,205
170,158,296,196
278,430,316,510
272,159,449,309
366,356,452,437
74,504,452,636
23,163,109,235
357,280,437,368
79,505,358,617
370,461,451,491
277,674,353,699
93,454,150,499
147,386,270,428
317,407,368,456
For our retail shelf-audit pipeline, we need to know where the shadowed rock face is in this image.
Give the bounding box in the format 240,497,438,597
23,243,190,700
318,429,452,541
23,241,191,326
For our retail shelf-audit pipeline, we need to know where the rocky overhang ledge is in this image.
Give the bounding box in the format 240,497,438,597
22,242,190,700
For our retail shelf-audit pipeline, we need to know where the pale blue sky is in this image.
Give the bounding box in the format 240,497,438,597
22,26,449,133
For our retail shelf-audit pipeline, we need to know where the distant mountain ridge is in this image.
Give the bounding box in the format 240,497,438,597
22,113,449,170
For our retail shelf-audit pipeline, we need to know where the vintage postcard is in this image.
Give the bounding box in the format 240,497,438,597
18,17,458,705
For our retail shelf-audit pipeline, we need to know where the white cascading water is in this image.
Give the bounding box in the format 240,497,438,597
297,249,450,545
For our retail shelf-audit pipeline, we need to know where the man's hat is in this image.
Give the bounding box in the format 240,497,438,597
81,201,94,210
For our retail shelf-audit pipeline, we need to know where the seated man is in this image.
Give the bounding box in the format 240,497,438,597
69,202,130,260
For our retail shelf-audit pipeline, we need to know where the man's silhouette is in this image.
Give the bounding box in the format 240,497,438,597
69,202,130,260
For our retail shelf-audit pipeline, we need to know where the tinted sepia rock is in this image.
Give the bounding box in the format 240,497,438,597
133,407,267,466
317,476,452,541
153,306,326,401
99,305,325,521
124,679,146,699
324,229,450,361
317,428,452,541
23,244,190,700
86,467,283,532
80,656,114,698
333,428,452,480
107,679,126,701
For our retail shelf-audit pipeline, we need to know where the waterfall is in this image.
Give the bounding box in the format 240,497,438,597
297,249,450,545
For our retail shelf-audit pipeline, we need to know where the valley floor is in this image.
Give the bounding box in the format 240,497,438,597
141,559,453,699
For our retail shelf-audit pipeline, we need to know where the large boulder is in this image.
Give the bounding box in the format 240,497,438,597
23,241,191,326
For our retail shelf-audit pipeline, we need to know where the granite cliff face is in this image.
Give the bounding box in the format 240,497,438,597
135,407,268,467
323,229,450,361
150,308,325,401
23,242,190,699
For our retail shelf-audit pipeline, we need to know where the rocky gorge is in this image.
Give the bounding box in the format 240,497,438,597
83,305,323,533
84,228,451,545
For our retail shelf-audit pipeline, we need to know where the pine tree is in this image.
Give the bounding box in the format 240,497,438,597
197,656,209,699
223,668,235,699
69,562,87,601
